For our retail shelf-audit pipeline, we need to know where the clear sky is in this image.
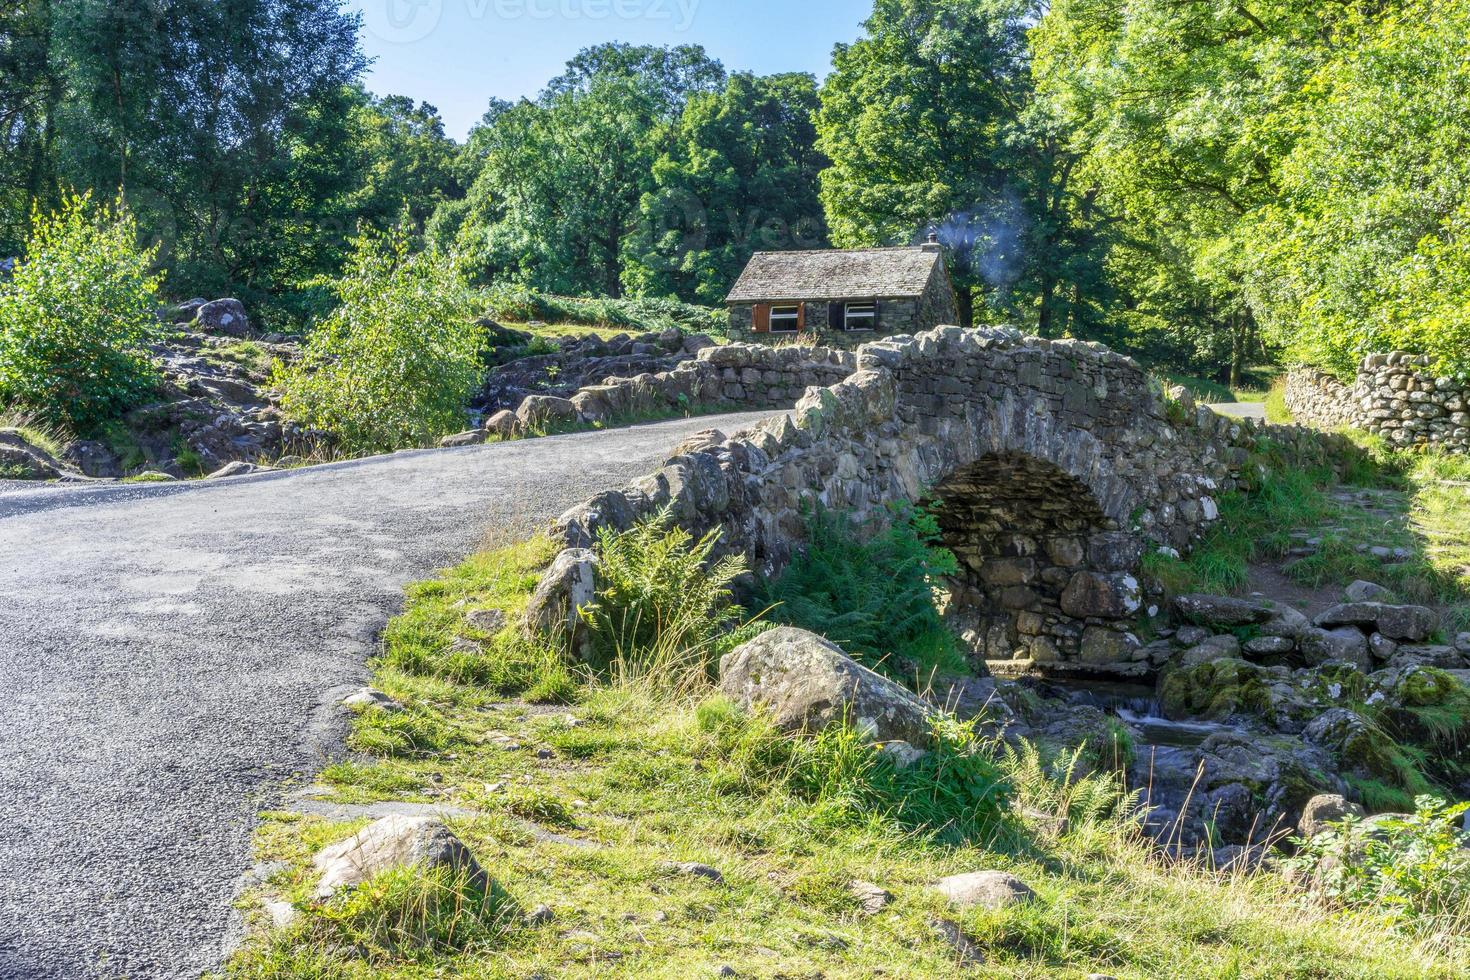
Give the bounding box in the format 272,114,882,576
347,0,875,140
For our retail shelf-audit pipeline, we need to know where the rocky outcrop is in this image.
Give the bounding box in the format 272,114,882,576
1286,354,1470,452
717,627,936,747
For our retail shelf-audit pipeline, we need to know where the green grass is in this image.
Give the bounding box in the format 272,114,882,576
227,538,1470,978
1162,373,1237,404
0,407,69,458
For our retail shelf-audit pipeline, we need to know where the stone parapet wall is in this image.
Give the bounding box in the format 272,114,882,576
1285,354,1470,452
541,326,1359,676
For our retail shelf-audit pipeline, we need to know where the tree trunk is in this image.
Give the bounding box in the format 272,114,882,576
957,286,974,328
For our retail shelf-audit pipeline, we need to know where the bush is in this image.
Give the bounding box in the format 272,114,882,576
482,286,727,337
1284,796,1470,940
0,193,162,430
758,503,967,678
274,229,482,455
581,509,758,690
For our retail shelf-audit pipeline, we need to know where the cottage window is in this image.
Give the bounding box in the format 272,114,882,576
769,304,801,332
843,302,876,331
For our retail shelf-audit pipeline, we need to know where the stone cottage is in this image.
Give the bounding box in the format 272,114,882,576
725,243,959,345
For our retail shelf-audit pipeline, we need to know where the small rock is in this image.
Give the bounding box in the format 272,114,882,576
205,461,259,480
465,608,506,633
658,861,725,885
849,880,891,916
341,687,402,712
1345,580,1392,603
1456,632,1470,655
263,899,297,930
535,748,555,760
526,903,555,925
1243,635,1294,657
1179,634,1242,667
1368,632,1398,661
930,918,985,966
439,430,487,448
312,815,485,900
934,870,1035,910
715,967,737,978
1299,626,1371,672
880,740,928,768
1298,793,1365,839
516,395,580,429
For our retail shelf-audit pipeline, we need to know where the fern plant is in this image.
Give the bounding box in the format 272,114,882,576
581,509,753,691
758,502,966,678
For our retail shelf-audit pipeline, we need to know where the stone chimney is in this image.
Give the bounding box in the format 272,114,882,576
922,227,942,252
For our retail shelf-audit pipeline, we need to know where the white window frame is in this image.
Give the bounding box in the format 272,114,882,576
843,301,876,332
769,304,801,333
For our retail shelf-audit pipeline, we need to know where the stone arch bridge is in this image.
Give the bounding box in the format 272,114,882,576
549,326,1349,674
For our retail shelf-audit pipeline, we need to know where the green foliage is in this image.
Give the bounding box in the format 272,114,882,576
623,71,830,304
481,287,726,336
581,510,754,690
759,503,967,678
314,864,513,961
1285,797,1470,939
0,193,162,429
785,713,1012,842
273,228,482,455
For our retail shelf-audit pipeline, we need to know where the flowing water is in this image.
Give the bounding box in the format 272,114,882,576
1038,679,1228,749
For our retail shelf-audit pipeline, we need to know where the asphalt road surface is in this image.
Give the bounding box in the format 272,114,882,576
1209,401,1267,421
0,411,776,980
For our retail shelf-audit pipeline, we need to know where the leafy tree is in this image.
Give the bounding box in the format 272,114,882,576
815,0,1035,323
0,192,162,429
273,228,482,454
624,72,830,304
545,42,726,114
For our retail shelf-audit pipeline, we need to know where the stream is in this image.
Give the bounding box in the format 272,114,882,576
1036,678,1230,748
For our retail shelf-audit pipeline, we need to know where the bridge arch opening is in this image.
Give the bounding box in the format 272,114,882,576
925,452,1141,670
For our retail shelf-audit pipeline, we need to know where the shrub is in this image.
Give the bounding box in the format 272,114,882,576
0,193,162,429
581,509,756,690
758,503,967,678
481,285,727,337
274,228,482,455
1284,796,1470,941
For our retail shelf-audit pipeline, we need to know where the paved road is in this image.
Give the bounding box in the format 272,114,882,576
0,411,775,980
1208,401,1267,421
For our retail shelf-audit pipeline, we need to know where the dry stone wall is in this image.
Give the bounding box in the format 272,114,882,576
545,326,1357,676
1285,354,1470,452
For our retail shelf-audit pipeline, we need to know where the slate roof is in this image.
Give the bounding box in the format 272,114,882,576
725,247,943,303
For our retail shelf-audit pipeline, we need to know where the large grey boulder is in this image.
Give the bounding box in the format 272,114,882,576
1315,602,1437,642
516,395,580,430
193,298,251,337
523,549,599,644
1299,626,1372,671
933,871,1036,910
312,815,485,899
1174,594,1274,628
717,627,936,747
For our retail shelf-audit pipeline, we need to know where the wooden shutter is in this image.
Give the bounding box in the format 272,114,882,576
752,303,770,333
796,302,807,332
828,301,844,330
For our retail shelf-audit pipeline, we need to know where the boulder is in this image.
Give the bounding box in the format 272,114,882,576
516,395,580,430
1388,645,1465,671
1243,635,1294,657
193,298,251,337
1174,594,1274,628
717,627,935,747
1297,793,1365,839
312,815,485,899
933,871,1036,910
1315,602,1437,642
523,549,599,645
1078,626,1141,665
61,440,122,478
1298,626,1371,672
1345,581,1393,603
484,409,519,438
439,430,487,448
0,431,64,479
1179,634,1242,667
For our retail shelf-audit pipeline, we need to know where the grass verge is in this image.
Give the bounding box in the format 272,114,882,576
228,532,1469,977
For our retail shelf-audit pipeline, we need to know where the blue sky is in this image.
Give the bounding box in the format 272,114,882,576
347,0,874,139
